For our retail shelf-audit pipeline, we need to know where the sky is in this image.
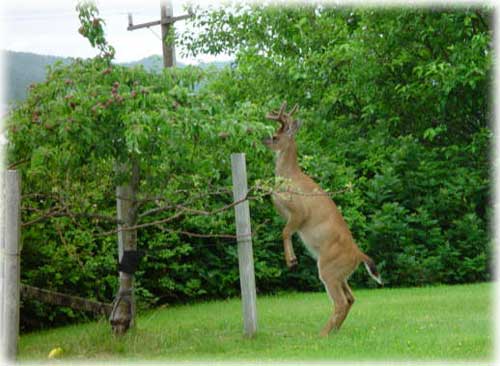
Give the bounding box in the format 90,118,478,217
0,0,231,64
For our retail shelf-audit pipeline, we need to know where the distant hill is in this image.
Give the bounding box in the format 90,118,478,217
3,50,232,105
124,55,232,72
3,50,72,103
122,54,181,71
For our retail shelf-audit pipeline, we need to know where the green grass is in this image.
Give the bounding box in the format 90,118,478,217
18,282,492,363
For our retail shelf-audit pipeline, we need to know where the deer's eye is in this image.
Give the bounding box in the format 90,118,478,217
272,136,278,141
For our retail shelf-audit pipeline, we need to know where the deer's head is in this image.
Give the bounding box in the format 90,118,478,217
263,102,302,152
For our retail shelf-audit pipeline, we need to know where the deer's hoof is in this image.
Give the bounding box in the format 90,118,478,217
287,258,298,269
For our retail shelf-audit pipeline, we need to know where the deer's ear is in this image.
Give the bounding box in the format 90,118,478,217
286,119,302,136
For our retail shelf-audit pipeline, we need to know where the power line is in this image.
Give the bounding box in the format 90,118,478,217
147,26,162,41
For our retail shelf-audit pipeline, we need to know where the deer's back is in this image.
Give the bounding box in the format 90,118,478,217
274,172,356,256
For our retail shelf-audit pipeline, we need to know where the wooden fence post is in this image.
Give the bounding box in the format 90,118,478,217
231,153,257,337
1,170,21,361
109,161,139,335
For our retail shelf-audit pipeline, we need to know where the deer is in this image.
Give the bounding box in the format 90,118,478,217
262,102,382,336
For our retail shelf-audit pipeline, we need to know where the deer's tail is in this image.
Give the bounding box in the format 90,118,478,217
359,252,383,285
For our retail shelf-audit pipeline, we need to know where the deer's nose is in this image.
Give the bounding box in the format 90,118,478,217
262,137,273,145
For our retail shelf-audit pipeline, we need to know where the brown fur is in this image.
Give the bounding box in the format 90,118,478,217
263,102,381,336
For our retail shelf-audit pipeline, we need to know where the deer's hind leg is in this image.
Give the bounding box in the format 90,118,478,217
342,281,355,307
318,256,356,336
319,276,350,336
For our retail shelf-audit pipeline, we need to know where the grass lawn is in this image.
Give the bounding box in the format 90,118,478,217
18,282,492,363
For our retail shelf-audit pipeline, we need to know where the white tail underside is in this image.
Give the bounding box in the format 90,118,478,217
364,262,383,285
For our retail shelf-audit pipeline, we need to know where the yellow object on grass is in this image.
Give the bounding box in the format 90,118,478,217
48,347,63,359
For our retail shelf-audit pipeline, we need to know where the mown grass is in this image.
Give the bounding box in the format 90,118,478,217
18,282,492,363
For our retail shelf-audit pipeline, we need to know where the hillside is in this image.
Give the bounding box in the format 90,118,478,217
3,51,72,104
2,50,231,106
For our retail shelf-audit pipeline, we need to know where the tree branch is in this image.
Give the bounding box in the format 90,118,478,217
8,158,30,170
94,209,187,237
21,207,124,227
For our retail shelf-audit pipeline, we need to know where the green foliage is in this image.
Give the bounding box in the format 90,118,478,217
183,5,491,142
182,4,492,286
7,57,277,329
76,2,115,60
7,4,491,330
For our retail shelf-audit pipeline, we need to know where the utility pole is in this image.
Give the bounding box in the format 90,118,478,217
160,2,175,68
127,0,192,68
111,0,192,335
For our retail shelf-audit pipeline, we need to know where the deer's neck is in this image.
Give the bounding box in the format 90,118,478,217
275,140,301,177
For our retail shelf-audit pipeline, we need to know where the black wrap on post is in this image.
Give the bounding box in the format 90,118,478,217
118,250,141,274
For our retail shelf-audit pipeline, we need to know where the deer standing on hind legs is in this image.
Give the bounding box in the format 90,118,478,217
263,102,382,337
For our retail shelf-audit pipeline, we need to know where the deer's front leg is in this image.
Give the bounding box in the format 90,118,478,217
282,217,301,268
272,194,301,268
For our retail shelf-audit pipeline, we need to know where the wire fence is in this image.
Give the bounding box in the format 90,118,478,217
20,182,353,236
19,181,353,257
